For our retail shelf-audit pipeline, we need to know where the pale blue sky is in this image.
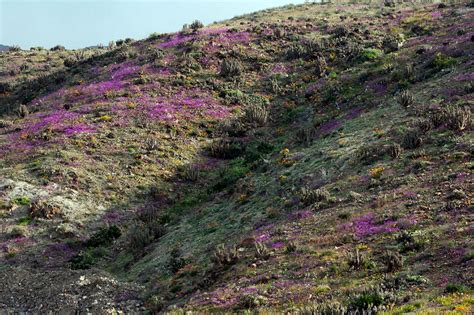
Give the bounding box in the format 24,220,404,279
0,0,306,49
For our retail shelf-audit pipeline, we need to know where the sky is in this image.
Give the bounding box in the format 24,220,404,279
0,0,307,49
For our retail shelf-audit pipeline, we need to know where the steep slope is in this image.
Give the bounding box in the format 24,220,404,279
0,1,473,313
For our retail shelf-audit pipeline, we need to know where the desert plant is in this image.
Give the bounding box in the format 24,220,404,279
383,251,403,272
219,59,243,78
333,26,349,37
0,120,13,129
190,20,204,32
296,301,347,315
299,187,331,206
387,143,402,159
137,206,160,224
382,35,402,52
0,82,12,94
50,45,66,51
85,225,121,247
296,126,315,146
254,242,270,260
168,247,187,273
430,52,456,70
359,48,383,61
244,104,268,127
284,44,308,60
209,138,244,159
145,136,157,151
444,106,471,131
274,27,286,38
445,283,468,294
348,248,366,270
9,226,27,238
128,222,153,250
397,230,428,253
402,129,423,149
212,244,239,267
348,286,396,313
239,294,268,309
397,90,414,108
18,104,29,118
286,241,298,253
63,58,76,68
29,200,61,219
314,55,327,77
180,164,200,182
415,118,433,134
269,77,281,94
8,45,21,52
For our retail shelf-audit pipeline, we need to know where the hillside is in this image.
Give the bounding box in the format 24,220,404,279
0,1,473,313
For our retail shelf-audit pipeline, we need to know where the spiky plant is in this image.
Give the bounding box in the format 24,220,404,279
29,200,61,219
397,90,414,108
181,164,200,182
315,55,327,77
212,244,240,267
296,126,315,146
299,187,331,206
383,251,403,272
254,242,271,260
387,143,402,159
244,104,268,127
274,27,286,38
402,129,423,149
0,120,13,129
348,248,366,270
220,58,243,78
145,136,158,151
209,138,244,159
18,104,29,118
190,20,204,32
284,44,308,60
444,106,471,131
286,241,297,253
297,301,347,315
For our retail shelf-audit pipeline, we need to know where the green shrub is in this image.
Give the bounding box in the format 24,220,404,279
85,225,121,247
211,160,249,192
50,45,66,51
430,52,456,70
168,247,187,273
359,48,383,61
349,288,384,310
445,283,467,294
190,20,204,32
397,230,428,253
13,196,30,205
70,247,108,270
128,222,154,250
